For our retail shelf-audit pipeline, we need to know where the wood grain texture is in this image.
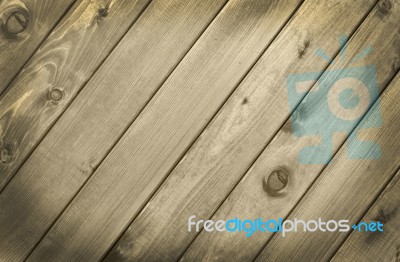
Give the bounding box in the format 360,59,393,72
26,0,305,261
332,169,400,262
256,71,400,262
0,0,76,94
0,0,219,260
0,0,152,191
0,0,232,260
103,0,381,261
181,1,400,260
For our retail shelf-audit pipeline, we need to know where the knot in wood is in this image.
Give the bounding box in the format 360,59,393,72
378,0,392,14
0,146,13,163
376,209,387,223
5,11,28,35
298,40,310,58
49,88,64,102
98,7,109,18
97,5,110,22
263,168,289,196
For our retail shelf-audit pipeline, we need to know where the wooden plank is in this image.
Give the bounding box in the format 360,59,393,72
332,168,400,262
104,0,384,261
24,0,305,261
179,2,400,261
0,0,153,191
0,0,76,94
256,72,400,262
0,0,229,259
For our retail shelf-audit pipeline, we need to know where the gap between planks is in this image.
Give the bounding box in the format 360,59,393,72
0,0,160,259
25,0,306,260
0,0,154,192
255,71,400,261
23,0,231,259
331,167,400,261
0,0,232,260
182,1,398,260
105,0,390,258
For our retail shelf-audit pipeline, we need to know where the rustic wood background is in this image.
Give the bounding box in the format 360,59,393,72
0,0,398,261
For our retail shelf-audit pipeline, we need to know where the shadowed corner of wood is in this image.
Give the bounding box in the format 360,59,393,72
0,0,30,39
29,217,104,261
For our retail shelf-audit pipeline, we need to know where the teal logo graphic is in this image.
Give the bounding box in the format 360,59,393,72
287,36,382,164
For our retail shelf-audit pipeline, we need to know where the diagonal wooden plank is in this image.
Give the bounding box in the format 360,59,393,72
24,0,305,261
256,72,400,262
332,168,400,262
0,0,153,191
103,0,384,261
0,0,233,259
0,0,76,94
179,1,400,261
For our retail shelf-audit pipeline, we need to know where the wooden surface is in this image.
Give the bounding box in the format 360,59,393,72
0,0,228,260
0,0,398,261
0,0,154,258
0,0,151,191
106,0,380,261
332,169,400,262
0,0,75,94
256,71,400,261
181,1,400,260
27,0,304,260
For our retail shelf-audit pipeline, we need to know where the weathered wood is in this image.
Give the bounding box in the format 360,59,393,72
180,2,400,261
0,0,225,261
0,0,153,191
332,169,400,262
256,72,400,261
103,0,385,261
0,0,76,94
25,0,306,261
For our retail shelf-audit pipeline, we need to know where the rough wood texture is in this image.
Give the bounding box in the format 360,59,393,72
0,0,232,259
1,0,398,260
256,72,400,261
0,0,153,191
0,0,75,94
332,169,400,262
104,0,381,261
0,0,169,259
25,0,305,261
181,1,400,260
